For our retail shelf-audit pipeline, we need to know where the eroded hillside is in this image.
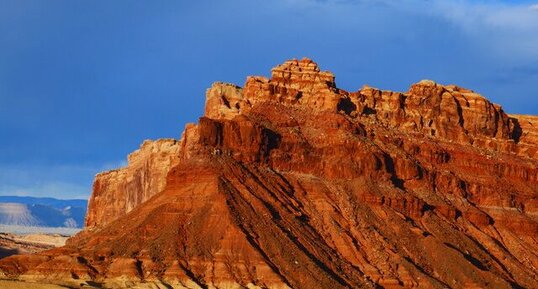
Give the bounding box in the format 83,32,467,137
1,59,537,289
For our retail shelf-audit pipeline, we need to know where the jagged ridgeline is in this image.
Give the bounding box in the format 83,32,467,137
1,59,537,289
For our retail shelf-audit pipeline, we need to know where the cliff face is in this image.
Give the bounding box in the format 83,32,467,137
1,58,537,289
85,139,180,228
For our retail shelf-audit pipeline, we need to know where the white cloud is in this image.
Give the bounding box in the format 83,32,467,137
422,1,538,61
282,0,538,61
429,1,538,30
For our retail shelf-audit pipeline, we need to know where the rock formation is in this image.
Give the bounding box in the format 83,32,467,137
85,139,180,228
0,58,537,289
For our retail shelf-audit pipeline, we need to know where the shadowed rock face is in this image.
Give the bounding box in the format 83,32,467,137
1,58,537,289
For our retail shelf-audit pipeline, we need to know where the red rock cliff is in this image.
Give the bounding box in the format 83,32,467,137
1,58,537,289
85,139,180,228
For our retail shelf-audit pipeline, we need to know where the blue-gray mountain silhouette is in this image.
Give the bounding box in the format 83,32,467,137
0,196,87,228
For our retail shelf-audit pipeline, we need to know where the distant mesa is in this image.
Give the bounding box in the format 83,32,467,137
0,59,537,289
0,196,87,229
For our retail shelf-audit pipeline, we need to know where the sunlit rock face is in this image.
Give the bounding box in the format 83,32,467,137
2,59,537,289
85,139,180,228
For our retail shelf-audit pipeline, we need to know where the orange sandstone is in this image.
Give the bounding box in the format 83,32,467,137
1,58,537,289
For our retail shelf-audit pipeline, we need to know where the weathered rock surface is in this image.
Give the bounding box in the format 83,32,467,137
1,58,537,289
85,139,180,228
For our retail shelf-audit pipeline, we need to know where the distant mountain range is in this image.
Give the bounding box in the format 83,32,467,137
0,196,87,228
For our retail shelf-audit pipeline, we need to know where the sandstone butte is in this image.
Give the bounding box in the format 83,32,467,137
0,58,537,289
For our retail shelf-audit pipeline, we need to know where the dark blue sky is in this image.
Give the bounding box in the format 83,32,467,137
1,0,537,199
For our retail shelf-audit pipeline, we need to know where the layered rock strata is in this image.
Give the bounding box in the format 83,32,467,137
1,58,537,289
85,139,180,228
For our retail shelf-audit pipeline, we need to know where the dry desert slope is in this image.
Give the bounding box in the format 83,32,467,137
1,58,537,289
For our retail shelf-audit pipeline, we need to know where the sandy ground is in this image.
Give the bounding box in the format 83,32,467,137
0,280,84,288
0,232,70,259
14,233,68,247
0,279,107,288
0,224,81,235
0,279,188,288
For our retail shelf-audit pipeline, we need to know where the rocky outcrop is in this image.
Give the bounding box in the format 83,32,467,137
85,139,180,228
244,58,341,110
353,81,514,140
510,114,538,158
207,58,344,119
204,82,244,120
2,59,537,289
